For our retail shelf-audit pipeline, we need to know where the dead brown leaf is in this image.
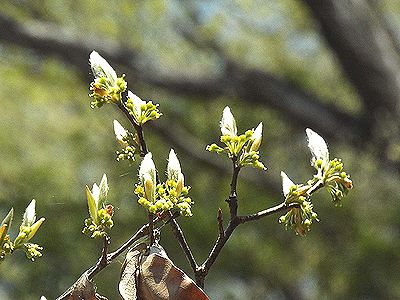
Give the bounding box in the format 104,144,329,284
138,245,209,300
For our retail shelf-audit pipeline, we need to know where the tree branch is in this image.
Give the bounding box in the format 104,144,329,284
217,208,224,236
168,215,198,273
117,101,148,156
0,13,365,145
56,214,167,299
302,0,400,127
227,158,240,219
238,202,300,224
87,235,110,280
56,223,148,299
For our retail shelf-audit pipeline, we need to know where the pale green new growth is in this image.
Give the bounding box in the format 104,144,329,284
278,129,353,235
82,174,113,238
207,106,267,170
1,200,45,262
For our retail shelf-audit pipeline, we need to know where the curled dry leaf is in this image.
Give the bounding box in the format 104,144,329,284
56,272,107,300
138,245,209,300
119,248,142,300
119,244,209,300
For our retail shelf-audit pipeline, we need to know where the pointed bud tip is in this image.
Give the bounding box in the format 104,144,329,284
101,173,108,182
127,90,144,103
281,171,295,197
305,128,329,165
167,148,182,181
220,106,237,136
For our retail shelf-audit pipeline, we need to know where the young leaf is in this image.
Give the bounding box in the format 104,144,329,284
0,208,13,244
1,207,13,228
98,174,109,208
26,217,45,241
22,200,36,227
86,186,98,224
0,224,7,247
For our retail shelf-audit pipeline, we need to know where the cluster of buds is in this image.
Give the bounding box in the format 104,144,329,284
82,174,114,238
1,200,45,262
113,120,139,162
279,172,319,236
279,129,353,236
207,106,266,170
126,91,162,126
89,51,127,108
305,128,353,206
134,150,193,217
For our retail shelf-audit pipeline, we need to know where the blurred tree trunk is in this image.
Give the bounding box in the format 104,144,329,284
303,0,400,169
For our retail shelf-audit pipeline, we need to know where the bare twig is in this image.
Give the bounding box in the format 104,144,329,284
306,180,324,195
217,208,224,237
238,202,300,224
107,223,148,261
194,158,241,288
226,158,240,219
56,215,166,299
87,235,110,280
116,101,148,156
168,214,198,273
56,228,145,299
194,201,298,288
148,213,155,245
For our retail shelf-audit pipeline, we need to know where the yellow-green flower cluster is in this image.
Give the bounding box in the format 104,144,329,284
0,235,13,261
135,150,193,217
279,201,319,237
279,172,319,236
278,129,353,236
82,174,114,238
318,159,353,206
126,91,162,125
207,106,266,170
89,51,127,108
1,200,45,262
22,243,44,262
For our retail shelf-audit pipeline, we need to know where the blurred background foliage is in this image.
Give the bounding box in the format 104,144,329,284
0,0,400,299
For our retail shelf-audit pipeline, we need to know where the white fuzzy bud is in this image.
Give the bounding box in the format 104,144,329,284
139,153,156,201
250,122,263,151
220,106,237,136
128,90,145,119
89,51,117,86
281,171,295,197
22,199,36,227
306,128,329,168
167,149,182,182
113,120,128,148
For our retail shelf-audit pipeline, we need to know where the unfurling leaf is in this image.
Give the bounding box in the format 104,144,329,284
138,245,209,300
